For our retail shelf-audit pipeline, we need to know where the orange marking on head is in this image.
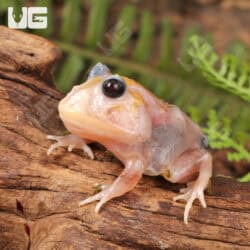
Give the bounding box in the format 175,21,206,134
122,77,141,87
79,76,103,89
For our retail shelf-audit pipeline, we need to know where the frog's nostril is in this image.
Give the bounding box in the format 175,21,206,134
200,135,209,149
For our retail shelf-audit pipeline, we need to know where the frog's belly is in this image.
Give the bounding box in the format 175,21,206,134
143,125,188,176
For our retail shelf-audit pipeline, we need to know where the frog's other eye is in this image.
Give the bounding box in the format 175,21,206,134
102,77,126,98
200,135,209,149
88,62,111,79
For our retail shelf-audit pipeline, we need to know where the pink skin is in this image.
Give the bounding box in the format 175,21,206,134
79,159,144,213
47,63,212,224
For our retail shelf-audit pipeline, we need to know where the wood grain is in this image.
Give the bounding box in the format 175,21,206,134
0,26,249,250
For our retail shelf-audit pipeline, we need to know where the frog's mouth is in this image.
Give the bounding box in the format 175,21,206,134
59,102,148,144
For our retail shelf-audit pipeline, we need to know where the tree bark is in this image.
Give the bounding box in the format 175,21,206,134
0,26,249,250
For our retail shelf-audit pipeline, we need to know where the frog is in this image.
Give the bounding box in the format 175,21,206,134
47,63,212,224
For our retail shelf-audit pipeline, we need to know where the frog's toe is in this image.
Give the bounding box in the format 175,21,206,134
79,191,104,207
79,188,111,213
197,190,206,208
174,185,207,224
79,185,109,208
95,197,108,213
174,189,196,224
47,135,64,155
67,144,75,152
47,142,63,155
47,135,62,141
82,144,94,159
173,191,190,202
184,189,206,224
47,134,94,159
78,194,109,213
180,182,194,193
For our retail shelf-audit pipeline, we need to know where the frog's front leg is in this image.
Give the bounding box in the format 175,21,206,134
47,134,94,159
79,159,144,213
173,152,212,224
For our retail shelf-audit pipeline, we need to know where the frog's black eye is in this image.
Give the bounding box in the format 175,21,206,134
200,135,209,149
102,77,126,98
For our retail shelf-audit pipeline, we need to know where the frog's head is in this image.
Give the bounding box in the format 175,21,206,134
59,63,152,143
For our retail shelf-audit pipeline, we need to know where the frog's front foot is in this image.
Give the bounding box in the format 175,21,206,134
79,159,144,213
47,134,94,159
174,182,206,224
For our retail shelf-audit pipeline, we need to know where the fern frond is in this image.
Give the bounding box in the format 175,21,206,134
85,0,112,49
133,11,153,63
203,110,250,162
238,173,250,182
56,54,84,93
188,35,250,103
111,5,136,56
60,0,81,43
158,18,173,69
227,41,248,61
57,0,84,92
0,0,14,11
180,27,199,65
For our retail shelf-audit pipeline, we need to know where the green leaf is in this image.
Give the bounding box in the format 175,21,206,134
0,0,14,11
187,35,250,103
111,5,136,56
238,172,250,182
56,54,84,93
187,106,201,123
158,18,173,69
179,27,199,67
60,0,81,43
133,11,153,63
228,41,248,61
0,0,14,25
85,0,112,49
201,109,250,162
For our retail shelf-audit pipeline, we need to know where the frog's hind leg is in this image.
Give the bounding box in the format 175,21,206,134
79,159,144,213
173,152,212,224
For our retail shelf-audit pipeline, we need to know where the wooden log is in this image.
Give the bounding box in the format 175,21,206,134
0,26,249,250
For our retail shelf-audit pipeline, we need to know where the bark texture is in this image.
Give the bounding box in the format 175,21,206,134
0,26,250,250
